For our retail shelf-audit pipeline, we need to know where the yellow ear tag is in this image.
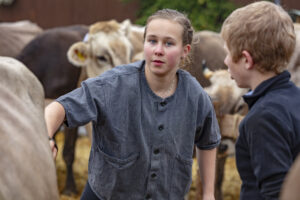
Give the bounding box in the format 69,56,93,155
75,49,86,61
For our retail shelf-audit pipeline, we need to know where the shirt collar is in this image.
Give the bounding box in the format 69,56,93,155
243,70,291,109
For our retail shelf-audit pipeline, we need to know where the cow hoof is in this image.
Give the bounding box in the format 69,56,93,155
62,185,78,196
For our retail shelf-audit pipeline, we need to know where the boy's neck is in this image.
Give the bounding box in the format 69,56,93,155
250,70,277,91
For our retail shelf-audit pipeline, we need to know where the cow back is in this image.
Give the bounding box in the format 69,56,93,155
17,25,89,99
0,20,42,58
0,57,59,200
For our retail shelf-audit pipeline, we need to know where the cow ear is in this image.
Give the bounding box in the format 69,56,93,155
121,19,131,37
67,42,90,67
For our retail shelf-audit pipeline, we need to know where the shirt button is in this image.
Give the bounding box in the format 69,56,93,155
145,194,151,199
154,149,160,154
158,125,164,131
151,173,157,178
160,101,167,106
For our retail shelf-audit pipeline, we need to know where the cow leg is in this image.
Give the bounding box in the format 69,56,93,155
215,142,228,200
85,122,93,142
62,126,78,195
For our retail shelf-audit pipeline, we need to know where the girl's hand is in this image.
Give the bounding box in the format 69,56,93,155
49,137,58,160
202,194,215,200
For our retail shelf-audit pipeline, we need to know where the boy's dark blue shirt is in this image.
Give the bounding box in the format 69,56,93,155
57,60,221,200
236,70,300,200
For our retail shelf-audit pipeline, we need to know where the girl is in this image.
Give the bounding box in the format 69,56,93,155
45,9,220,200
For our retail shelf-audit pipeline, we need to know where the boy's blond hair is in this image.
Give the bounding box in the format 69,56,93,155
221,1,296,74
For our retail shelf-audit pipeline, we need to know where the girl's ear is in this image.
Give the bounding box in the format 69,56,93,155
242,50,254,70
182,44,191,58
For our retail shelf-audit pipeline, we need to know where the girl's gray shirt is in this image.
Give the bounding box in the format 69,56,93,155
57,60,221,200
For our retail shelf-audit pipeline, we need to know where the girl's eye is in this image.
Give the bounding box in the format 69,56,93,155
148,39,156,44
165,42,173,47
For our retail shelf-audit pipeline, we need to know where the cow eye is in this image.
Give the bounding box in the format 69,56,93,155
97,56,107,62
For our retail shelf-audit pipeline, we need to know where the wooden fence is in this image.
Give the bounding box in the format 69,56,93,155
0,0,140,29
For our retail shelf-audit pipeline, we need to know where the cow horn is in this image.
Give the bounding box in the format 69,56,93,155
202,60,213,79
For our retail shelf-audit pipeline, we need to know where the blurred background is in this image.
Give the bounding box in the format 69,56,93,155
1,0,299,200
0,0,299,31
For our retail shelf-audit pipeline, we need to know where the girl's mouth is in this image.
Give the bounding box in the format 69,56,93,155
153,60,164,64
152,60,165,66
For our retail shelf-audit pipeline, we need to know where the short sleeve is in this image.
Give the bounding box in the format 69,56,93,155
195,93,221,150
56,79,104,128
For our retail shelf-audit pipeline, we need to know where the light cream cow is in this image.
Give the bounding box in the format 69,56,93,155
204,69,248,139
67,19,143,78
0,20,42,58
287,23,300,87
0,57,59,200
196,69,247,199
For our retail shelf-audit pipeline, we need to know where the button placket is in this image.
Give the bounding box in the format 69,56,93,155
158,100,168,112
151,173,157,179
160,101,167,106
145,193,152,199
153,148,160,154
158,124,164,131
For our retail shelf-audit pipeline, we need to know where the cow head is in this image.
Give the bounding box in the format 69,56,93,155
67,20,134,78
204,69,248,140
204,69,248,116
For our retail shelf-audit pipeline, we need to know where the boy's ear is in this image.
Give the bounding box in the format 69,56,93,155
242,50,254,70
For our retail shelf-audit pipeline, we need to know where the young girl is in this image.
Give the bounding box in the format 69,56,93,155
45,9,220,200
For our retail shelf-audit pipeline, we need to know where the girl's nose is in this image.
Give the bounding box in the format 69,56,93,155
154,43,164,56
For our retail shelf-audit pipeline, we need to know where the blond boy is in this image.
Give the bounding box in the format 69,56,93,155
221,1,300,199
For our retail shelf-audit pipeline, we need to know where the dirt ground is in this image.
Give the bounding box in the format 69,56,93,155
55,131,241,200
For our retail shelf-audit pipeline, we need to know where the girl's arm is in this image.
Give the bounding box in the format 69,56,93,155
196,147,217,200
44,101,66,159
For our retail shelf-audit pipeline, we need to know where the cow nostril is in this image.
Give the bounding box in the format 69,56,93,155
218,143,228,153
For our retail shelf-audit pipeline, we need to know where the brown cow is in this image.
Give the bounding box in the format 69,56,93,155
0,20,42,58
17,25,89,99
0,57,59,200
182,30,227,88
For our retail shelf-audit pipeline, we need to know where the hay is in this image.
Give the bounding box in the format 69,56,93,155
55,131,90,200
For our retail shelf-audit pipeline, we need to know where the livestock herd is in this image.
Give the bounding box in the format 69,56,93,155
1,19,300,200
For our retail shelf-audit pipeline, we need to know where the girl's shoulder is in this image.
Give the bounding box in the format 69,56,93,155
85,60,144,85
178,69,204,91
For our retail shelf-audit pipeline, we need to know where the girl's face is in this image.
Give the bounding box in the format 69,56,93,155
144,19,190,77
